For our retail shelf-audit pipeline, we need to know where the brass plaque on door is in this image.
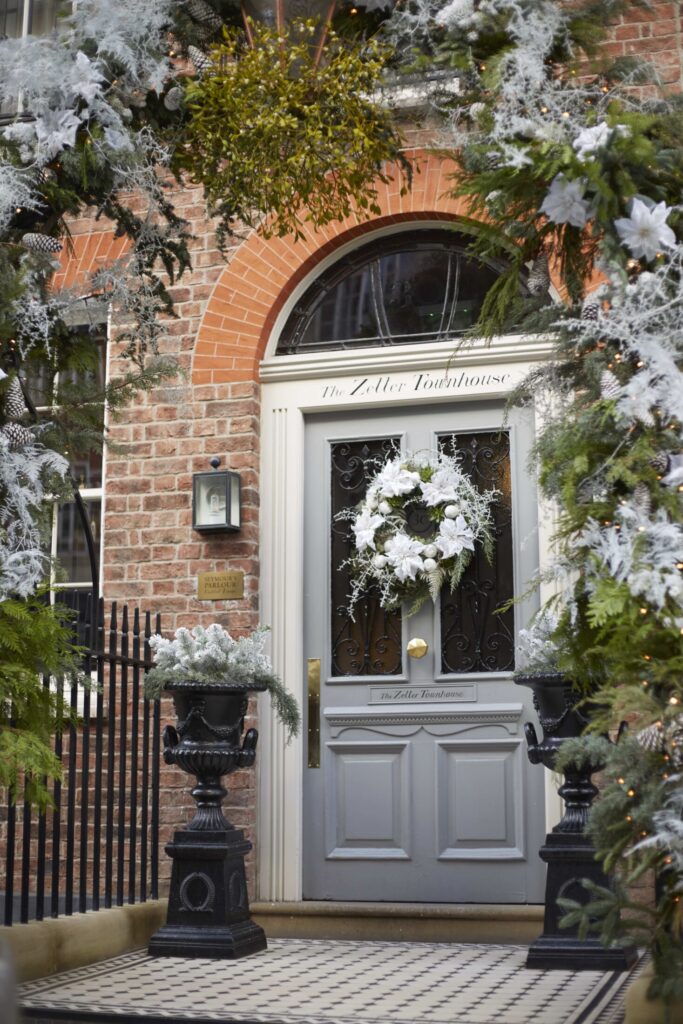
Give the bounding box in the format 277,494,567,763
197,571,245,600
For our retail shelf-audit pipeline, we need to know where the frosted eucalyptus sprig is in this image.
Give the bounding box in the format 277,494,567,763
144,623,300,740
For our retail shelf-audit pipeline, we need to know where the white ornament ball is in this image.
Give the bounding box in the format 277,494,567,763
444,505,458,518
366,493,378,510
423,558,437,572
373,555,388,570
378,500,392,515
423,544,437,559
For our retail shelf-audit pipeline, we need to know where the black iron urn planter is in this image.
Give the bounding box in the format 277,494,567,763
515,671,637,971
148,678,268,959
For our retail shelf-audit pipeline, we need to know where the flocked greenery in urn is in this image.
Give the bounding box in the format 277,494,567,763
144,623,300,740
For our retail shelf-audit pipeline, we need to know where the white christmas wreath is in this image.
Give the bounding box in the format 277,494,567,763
342,450,497,616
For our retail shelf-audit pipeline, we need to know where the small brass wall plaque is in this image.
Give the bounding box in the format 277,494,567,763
197,571,245,601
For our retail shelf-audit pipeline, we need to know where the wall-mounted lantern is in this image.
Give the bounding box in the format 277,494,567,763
192,458,241,533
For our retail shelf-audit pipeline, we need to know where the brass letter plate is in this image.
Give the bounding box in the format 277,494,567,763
197,571,245,600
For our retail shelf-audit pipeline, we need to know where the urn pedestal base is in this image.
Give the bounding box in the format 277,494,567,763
526,832,637,971
148,827,267,959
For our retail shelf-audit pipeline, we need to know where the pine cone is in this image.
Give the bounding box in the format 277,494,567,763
649,451,670,474
163,86,183,111
21,232,62,254
635,721,664,754
188,44,212,76
184,0,223,29
1,422,32,449
581,298,600,320
633,481,652,516
600,369,621,401
4,376,26,421
526,253,550,296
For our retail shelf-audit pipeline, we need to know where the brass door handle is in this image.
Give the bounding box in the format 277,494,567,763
307,658,321,768
407,637,429,659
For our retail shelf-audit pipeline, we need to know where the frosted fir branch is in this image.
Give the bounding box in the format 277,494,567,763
66,0,177,93
574,502,683,618
0,437,69,600
564,247,683,434
386,0,650,166
515,608,563,675
0,164,44,233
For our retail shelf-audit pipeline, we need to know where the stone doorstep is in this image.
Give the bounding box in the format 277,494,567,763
250,900,544,945
1,900,544,983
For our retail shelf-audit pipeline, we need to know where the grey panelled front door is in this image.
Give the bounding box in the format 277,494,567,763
302,400,545,904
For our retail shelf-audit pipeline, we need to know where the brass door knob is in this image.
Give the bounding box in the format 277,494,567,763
407,637,429,659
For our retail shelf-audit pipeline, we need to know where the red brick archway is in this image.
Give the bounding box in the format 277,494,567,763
191,151,487,385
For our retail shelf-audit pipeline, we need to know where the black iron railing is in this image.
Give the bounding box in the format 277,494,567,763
1,600,161,925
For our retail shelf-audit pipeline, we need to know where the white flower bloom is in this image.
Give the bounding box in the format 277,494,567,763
378,500,392,515
71,50,105,105
34,109,82,160
420,466,461,507
353,510,385,551
435,516,475,559
375,458,421,497
384,532,425,582
540,175,591,228
572,122,611,160
615,198,676,262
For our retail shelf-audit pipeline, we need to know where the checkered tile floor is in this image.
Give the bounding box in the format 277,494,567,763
19,938,641,1024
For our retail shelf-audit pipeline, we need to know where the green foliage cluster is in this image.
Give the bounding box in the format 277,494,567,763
176,18,407,242
0,596,83,808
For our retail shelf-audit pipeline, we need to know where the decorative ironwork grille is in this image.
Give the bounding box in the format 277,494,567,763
330,438,402,677
439,431,515,673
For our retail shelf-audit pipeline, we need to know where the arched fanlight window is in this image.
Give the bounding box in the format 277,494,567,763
276,229,506,355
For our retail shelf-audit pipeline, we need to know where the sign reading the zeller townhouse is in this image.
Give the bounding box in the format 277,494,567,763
197,571,245,600
319,368,515,403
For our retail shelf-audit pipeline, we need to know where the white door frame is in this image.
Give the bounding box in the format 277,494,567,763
258,334,558,901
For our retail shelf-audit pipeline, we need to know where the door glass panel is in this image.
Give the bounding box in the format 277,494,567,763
439,431,514,673
277,231,504,354
330,438,402,677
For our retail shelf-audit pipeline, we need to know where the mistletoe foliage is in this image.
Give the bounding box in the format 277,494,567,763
176,18,407,242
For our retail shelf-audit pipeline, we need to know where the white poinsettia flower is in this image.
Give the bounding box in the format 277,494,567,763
376,459,421,497
420,466,461,507
540,175,591,228
71,51,105,105
614,198,676,262
435,515,475,559
33,109,82,161
353,510,385,551
572,122,612,160
384,532,425,582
